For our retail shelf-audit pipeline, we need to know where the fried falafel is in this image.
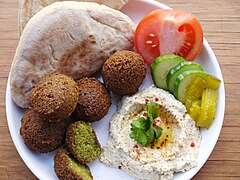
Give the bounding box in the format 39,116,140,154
54,148,93,180
66,121,101,163
20,110,67,153
30,72,79,122
74,77,111,122
102,50,146,95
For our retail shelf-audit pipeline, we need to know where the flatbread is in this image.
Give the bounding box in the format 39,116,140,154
10,1,135,108
19,0,129,34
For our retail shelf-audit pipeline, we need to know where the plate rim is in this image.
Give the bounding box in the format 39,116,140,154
6,0,226,179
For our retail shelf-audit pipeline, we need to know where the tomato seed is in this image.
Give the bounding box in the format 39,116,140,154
146,40,153,44
149,33,155,37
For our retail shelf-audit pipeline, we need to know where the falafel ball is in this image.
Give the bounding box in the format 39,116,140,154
74,77,111,122
54,148,93,180
30,72,79,122
20,110,67,153
102,50,146,95
66,121,101,163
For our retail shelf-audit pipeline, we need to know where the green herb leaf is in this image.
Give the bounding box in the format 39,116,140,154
136,129,148,145
130,117,149,145
153,126,163,139
146,127,154,144
147,102,160,119
131,117,148,130
129,131,137,139
129,101,162,146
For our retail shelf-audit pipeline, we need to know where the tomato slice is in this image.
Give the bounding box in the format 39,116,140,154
134,10,203,65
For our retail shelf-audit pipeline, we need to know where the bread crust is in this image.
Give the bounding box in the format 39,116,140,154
19,0,129,34
11,1,134,108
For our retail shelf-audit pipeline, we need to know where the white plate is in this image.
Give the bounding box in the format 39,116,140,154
6,0,225,179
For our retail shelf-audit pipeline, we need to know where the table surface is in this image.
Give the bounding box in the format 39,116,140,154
0,0,239,179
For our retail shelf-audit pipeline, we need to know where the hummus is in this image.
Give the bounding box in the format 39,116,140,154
101,86,201,180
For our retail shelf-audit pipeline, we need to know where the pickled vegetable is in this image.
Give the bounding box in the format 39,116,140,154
196,88,218,129
189,100,201,120
174,71,221,104
185,76,207,111
206,75,221,89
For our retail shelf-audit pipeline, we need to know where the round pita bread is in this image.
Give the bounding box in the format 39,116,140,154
19,0,129,34
11,1,135,108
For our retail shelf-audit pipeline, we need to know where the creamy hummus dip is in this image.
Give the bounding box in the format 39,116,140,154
101,86,201,180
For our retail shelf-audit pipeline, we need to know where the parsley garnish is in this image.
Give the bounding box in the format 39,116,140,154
129,102,163,146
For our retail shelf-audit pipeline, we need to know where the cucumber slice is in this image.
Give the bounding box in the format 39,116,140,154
174,70,220,103
166,61,204,93
151,54,185,90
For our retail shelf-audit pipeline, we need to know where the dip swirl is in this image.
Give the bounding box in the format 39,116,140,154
101,86,201,180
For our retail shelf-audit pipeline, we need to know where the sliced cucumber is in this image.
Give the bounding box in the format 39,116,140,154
166,61,204,93
151,54,185,90
174,70,220,103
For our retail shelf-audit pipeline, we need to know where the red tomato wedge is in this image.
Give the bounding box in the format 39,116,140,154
134,9,203,65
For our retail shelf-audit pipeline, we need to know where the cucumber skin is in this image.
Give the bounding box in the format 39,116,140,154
151,54,185,90
166,62,204,93
174,70,209,103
